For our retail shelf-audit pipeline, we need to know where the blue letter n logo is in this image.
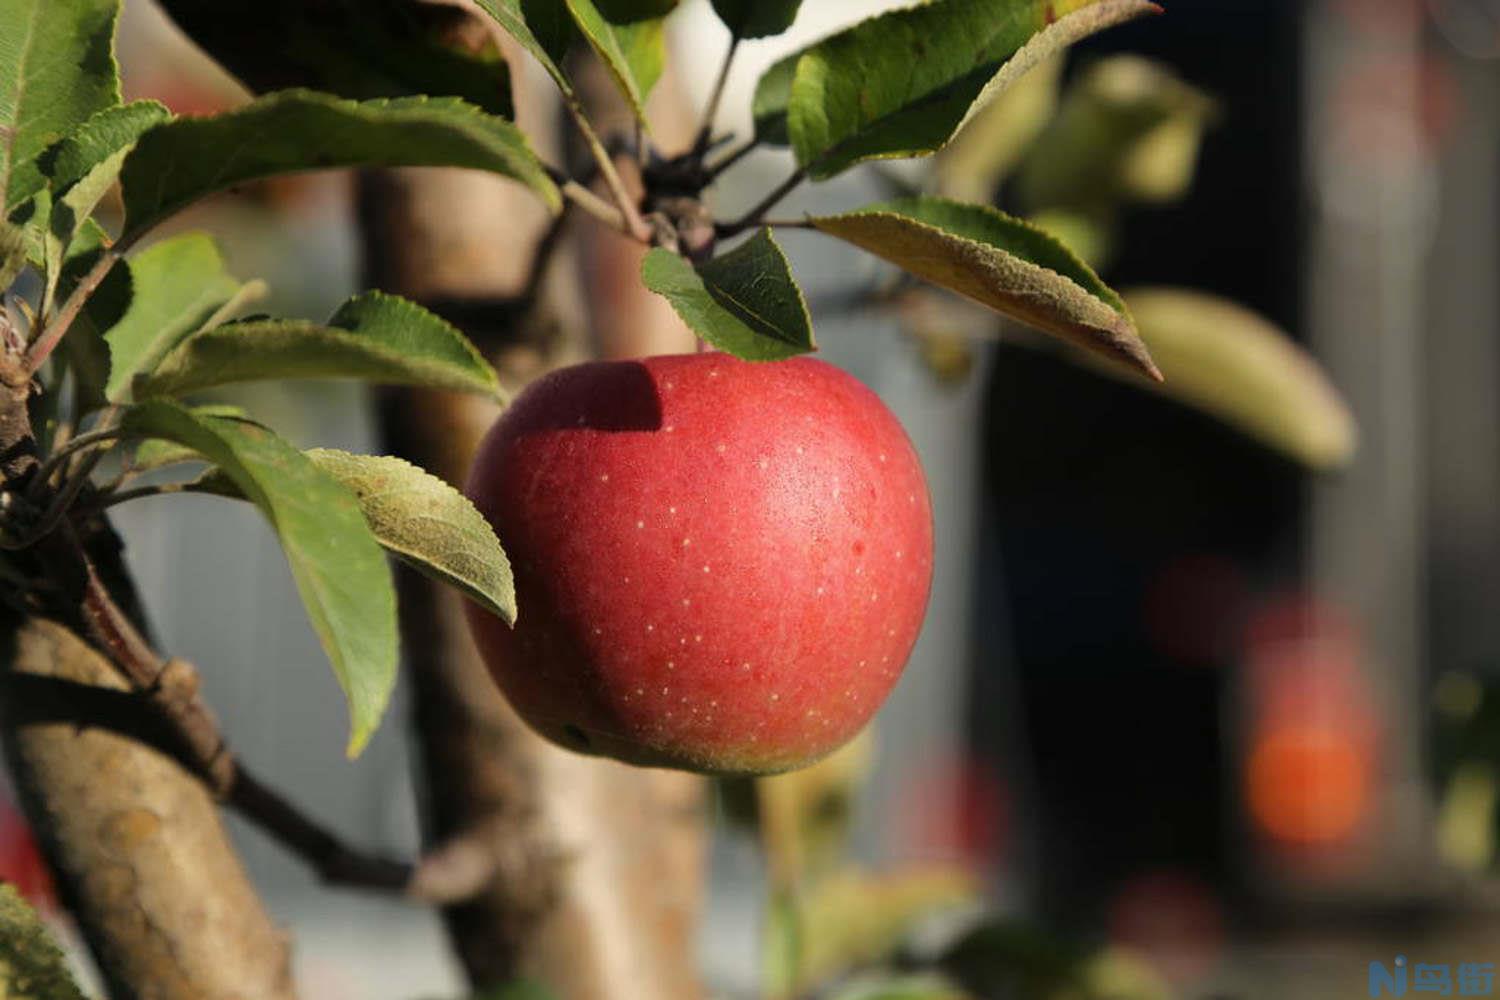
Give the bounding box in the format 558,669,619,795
1370,956,1408,997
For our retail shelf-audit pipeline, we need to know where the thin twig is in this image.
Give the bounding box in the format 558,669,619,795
229,769,412,892
26,423,126,499
24,249,119,375
563,99,651,243
77,480,200,514
716,167,808,237
705,138,758,181
763,218,815,229
694,37,740,154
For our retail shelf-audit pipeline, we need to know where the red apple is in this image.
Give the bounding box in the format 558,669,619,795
464,353,933,775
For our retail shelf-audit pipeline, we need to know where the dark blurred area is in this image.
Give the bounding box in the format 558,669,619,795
973,0,1500,993
975,0,1307,921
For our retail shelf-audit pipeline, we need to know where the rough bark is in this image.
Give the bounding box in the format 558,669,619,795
0,616,297,1000
359,50,707,1000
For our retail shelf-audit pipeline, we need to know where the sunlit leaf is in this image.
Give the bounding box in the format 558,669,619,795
38,101,171,282
1118,287,1356,469
305,449,516,625
566,0,669,124
810,197,1156,379
135,290,503,400
1016,54,1215,213
935,56,1063,201
751,0,1158,178
0,0,120,213
117,89,559,243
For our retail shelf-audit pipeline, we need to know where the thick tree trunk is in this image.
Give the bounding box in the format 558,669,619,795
359,57,707,994
0,617,298,1000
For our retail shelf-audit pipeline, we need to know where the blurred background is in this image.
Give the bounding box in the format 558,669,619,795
4,0,1500,997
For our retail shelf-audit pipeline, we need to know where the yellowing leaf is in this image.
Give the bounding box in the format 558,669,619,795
811,197,1156,379
766,865,979,1000
305,449,516,626
1121,287,1356,469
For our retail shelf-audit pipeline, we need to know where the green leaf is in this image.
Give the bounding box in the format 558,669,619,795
810,196,1156,379
641,229,813,360
826,976,971,1000
935,55,1063,201
1016,54,1215,213
565,0,668,123
131,403,250,472
117,89,559,243
0,884,88,1000
1119,287,1356,469
472,0,577,96
103,232,242,402
596,0,678,17
1027,208,1112,271
752,0,1158,178
136,290,503,400
937,919,1090,999
305,449,516,625
121,402,398,756
711,0,801,40
751,52,797,146
765,866,978,999
155,0,513,116
38,101,171,283
42,100,170,194
0,0,121,213
0,216,24,289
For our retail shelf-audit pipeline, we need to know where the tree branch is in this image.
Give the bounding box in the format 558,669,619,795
64,525,501,903
705,138,758,181
716,167,808,237
693,37,739,155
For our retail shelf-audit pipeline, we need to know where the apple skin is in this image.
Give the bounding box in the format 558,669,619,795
464,353,933,775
